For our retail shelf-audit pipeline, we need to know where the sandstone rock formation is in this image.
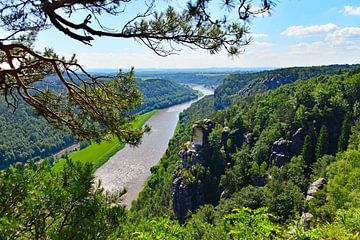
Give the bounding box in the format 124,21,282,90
301,178,327,227
291,128,305,156
270,138,292,167
172,119,214,222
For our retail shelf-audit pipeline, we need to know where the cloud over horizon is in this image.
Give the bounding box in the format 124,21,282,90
281,24,339,37
343,6,360,15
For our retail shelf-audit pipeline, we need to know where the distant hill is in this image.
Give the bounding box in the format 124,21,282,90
136,78,197,113
215,64,360,109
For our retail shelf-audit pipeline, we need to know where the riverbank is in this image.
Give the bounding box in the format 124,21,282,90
52,110,157,172
95,85,214,207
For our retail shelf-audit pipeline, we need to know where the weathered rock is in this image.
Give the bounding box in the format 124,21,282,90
192,119,214,149
262,75,298,90
238,82,256,95
270,138,292,167
173,119,215,222
221,127,231,149
306,178,327,201
301,212,313,228
243,133,254,146
301,178,327,227
291,128,305,155
172,177,204,223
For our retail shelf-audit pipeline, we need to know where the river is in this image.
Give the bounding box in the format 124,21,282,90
94,85,214,207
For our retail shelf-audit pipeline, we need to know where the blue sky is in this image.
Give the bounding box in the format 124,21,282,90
35,0,360,69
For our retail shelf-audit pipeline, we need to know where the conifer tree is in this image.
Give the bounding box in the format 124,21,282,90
338,115,351,152
302,129,316,167
316,125,329,159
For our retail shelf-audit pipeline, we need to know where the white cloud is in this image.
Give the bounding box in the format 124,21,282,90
326,27,360,47
248,33,269,39
282,23,339,37
343,6,360,15
249,41,273,47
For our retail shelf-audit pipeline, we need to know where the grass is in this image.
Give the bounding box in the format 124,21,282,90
52,110,157,172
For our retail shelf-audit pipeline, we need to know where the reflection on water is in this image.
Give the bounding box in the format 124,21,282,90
94,85,213,207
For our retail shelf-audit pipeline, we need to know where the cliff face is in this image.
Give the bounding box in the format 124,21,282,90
172,119,214,222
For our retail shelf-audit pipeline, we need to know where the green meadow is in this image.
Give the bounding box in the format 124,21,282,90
52,110,157,171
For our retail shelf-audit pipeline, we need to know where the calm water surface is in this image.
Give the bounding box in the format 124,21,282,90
95,85,213,206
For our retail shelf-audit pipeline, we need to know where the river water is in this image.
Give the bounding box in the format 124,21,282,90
94,85,213,206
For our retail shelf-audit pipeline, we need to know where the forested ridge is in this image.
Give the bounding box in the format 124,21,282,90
0,78,197,169
2,66,360,239
215,64,360,110
136,72,227,86
136,78,198,113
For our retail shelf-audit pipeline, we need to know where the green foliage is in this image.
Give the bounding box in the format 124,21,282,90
220,146,252,196
338,115,352,152
0,160,125,239
302,130,316,167
287,208,360,240
215,64,360,110
223,208,282,240
0,97,76,169
310,155,336,180
136,79,198,114
315,125,329,160
326,149,360,209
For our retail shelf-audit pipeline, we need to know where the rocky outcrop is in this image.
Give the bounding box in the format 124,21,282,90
270,138,292,167
243,133,254,146
238,82,256,96
301,178,327,227
305,178,327,201
173,119,214,222
291,128,305,155
262,75,298,90
172,177,204,222
192,119,214,149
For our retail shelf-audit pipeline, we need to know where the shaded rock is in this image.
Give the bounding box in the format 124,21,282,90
238,82,256,95
291,128,305,155
270,138,292,167
192,119,214,149
306,178,327,200
221,127,231,148
172,177,204,223
262,75,298,90
251,173,267,187
243,133,254,146
301,178,327,228
173,119,215,222
301,212,313,228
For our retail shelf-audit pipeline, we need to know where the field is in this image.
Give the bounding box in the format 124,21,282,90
52,110,157,171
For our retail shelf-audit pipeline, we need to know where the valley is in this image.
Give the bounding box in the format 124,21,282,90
95,85,214,206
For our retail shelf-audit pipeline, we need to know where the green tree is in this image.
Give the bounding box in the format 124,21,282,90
302,129,316,167
316,125,329,160
0,160,125,239
338,115,352,152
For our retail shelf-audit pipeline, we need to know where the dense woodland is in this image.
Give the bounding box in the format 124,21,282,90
215,64,360,110
1,65,360,239
0,79,196,169
136,71,227,86
0,99,76,169
136,79,198,113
